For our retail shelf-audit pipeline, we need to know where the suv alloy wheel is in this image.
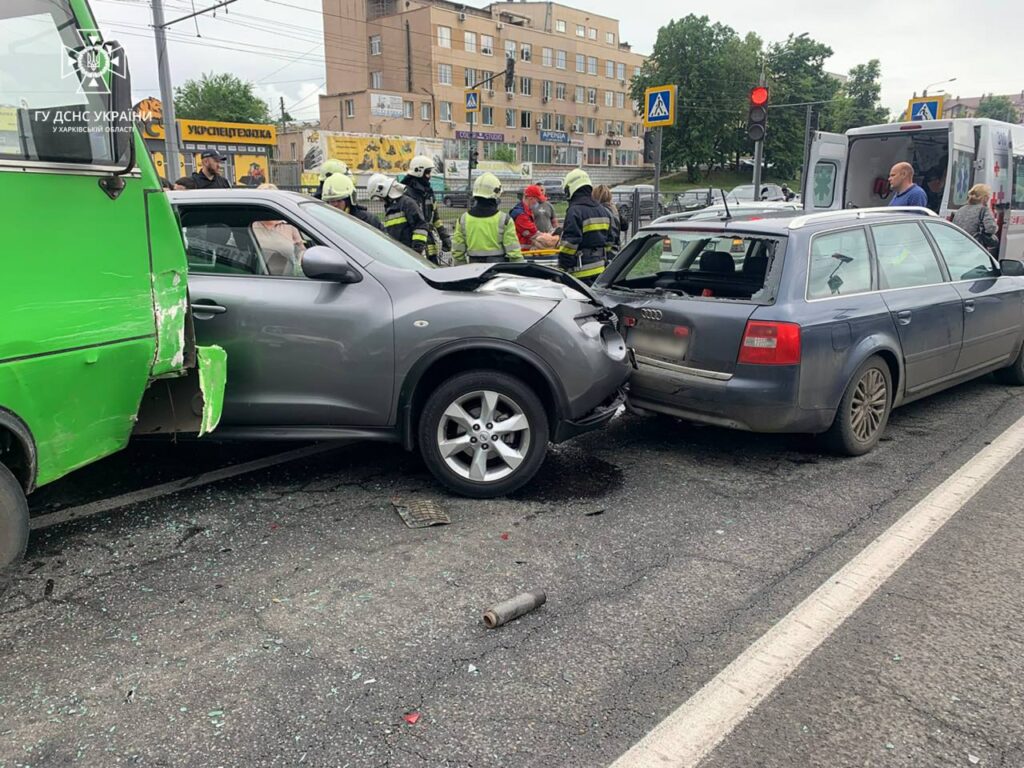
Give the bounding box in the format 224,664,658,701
418,370,549,498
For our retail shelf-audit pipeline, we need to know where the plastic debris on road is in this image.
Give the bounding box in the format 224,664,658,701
392,498,450,529
403,712,421,725
483,589,547,628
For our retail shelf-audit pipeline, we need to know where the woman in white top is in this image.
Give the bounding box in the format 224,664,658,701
251,183,306,275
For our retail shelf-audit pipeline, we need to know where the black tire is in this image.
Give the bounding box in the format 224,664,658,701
994,344,1024,386
823,355,893,456
418,370,550,498
1,462,30,597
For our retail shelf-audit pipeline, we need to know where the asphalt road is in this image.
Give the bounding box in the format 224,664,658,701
2,375,1023,768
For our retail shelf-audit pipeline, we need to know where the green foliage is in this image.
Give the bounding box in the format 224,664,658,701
175,72,272,123
975,94,1019,123
491,145,516,164
633,19,892,181
762,34,839,178
631,15,759,182
826,59,890,132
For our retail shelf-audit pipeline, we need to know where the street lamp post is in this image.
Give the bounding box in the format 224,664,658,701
922,77,957,97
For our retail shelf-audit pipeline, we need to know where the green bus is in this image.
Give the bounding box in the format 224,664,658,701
1,0,225,586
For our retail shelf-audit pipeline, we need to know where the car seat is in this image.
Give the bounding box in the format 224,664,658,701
698,251,735,273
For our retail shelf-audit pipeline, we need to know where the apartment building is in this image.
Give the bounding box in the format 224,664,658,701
319,0,648,170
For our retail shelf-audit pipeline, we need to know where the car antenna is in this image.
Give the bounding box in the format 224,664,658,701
720,188,732,220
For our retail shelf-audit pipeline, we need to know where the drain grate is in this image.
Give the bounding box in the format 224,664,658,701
392,498,451,529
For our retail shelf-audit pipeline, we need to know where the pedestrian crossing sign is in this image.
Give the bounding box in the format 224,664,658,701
644,84,676,128
465,90,481,113
905,95,944,121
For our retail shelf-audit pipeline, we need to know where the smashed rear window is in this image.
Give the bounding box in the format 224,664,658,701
607,230,785,302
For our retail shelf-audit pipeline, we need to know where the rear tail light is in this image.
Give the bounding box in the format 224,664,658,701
738,321,801,365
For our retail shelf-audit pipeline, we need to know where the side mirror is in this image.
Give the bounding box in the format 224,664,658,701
999,259,1024,277
301,246,363,284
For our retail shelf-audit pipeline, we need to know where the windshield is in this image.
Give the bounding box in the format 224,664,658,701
603,230,785,302
300,201,435,272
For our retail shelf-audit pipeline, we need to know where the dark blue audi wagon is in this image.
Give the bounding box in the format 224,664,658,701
594,207,1024,455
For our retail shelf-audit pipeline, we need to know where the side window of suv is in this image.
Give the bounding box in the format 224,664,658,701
181,206,312,277
871,222,945,290
807,227,872,299
923,222,998,281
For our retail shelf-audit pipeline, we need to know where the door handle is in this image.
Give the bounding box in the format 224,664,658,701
964,299,976,313
896,310,912,326
192,301,227,316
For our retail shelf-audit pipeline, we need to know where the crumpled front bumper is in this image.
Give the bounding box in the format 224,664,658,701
552,386,627,443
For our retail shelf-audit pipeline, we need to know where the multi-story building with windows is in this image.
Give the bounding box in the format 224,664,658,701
319,0,648,172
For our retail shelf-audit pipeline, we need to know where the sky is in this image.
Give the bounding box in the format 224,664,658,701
90,0,1022,123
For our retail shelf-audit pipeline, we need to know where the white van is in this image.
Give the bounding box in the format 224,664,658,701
804,118,1024,260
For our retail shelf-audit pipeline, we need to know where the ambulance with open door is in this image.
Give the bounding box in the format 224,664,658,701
805,118,1024,261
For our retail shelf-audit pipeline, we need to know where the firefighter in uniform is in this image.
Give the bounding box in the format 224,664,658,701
314,159,351,200
556,168,612,283
400,155,451,263
322,174,385,232
367,172,428,252
451,173,523,265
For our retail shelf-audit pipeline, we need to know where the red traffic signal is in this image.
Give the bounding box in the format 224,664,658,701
750,86,769,106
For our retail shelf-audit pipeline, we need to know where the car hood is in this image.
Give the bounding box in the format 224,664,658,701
419,262,599,303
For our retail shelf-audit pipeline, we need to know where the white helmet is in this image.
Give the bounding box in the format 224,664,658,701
406,155,435,178
366,172,406,200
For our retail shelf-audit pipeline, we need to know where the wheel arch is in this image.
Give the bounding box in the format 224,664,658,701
0,408,38,494
398,340,570,451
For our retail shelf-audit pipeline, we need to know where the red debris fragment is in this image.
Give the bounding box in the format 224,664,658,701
402,712,421,725
270,523,279,531
500,532,510,541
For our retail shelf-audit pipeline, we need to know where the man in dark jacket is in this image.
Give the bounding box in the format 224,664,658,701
190,150,231,189
556,168,611,283
367,172,429,252
322,175,384,231
400,155,451,263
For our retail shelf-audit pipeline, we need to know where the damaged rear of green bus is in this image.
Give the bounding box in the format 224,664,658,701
1,0,225,581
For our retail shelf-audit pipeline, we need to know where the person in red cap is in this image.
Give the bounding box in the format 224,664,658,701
510,185,559,250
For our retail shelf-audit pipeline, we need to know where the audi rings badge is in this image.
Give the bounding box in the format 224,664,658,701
641,308,663,321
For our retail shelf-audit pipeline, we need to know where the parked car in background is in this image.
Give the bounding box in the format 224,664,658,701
730,183,788,202
441,188,472,208
173,189,629,498
594,207,1024,455
537,178,567,202
612,184,667,222
653,201,803,225
665,189,740,214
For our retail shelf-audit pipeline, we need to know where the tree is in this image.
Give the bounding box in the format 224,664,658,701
826,60,890,132
762,34,840,179
491,145,516,164
631,15,758,182
975,94,1019,123
175,73,272,123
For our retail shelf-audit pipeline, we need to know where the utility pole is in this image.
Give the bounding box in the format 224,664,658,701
466,107,475,194
652,128,662,207
801,103,813,201
151,0,238,180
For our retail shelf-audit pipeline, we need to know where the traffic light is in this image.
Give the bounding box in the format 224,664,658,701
643,130,657,163
504,56,516,92
747,86,769,142
470,149,479,169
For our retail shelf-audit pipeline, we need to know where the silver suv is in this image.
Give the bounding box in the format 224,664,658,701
172,190,629,497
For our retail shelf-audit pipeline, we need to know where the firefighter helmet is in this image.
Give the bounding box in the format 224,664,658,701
321,174,356,202
318,158,350,181
562,168,592,198
406,155,435,178
366,173,406,200
472,172,502,200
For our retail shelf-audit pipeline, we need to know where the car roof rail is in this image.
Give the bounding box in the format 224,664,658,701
787,206,938,230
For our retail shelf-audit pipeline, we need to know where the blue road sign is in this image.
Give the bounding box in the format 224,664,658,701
465,90,481,113
907,96,943,121
644,85,677,128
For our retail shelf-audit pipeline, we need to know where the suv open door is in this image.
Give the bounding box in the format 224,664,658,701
803,132,848,211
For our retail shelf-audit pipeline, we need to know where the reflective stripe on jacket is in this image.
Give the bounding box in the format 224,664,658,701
558,189,611,278
383,195,428,252
452,207,524,265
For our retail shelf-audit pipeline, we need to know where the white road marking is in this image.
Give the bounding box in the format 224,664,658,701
610,414,1024,768
30,444,340,531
